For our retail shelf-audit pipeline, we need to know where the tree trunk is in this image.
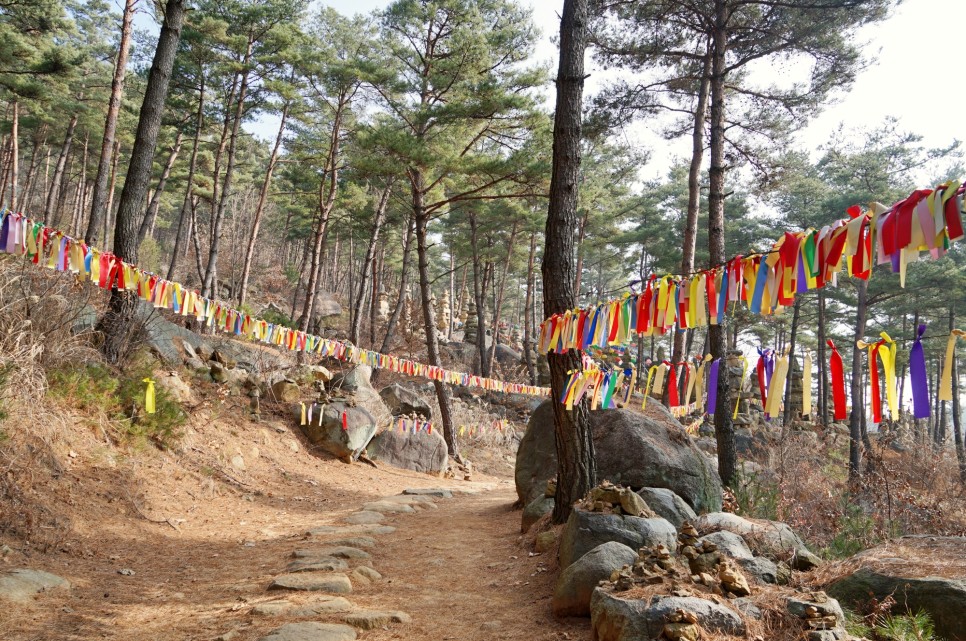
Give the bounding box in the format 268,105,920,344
573,209,589,296
103,139,121,250
487,221,519,373
375,214,415,365
349,180,392,345
669,44,712,405
544,0,596,525
468,212,492,376
97,0,187,365
86,0,136,245
203,39,253,298
707,0,736,487
44,114,77,225
952,355,965,483
238,100,289,307
20,126,45,211
411,169,460,461
137,131,183,244
9,101,18,210
783,297,801,423
167,80,205,281
848,279,868,480
817,289,829,426
523,231,538,385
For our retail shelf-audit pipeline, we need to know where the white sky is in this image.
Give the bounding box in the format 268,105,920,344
305,0,965,180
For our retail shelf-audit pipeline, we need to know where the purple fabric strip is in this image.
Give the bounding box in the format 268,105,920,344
0,211,8,253
910,323,930,419
707,359,720,415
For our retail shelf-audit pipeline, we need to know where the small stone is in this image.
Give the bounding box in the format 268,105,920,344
258,622,357,641
663,621,700,641
344,511,385,525
344,610,411,630
354,566,382,581
269,573,352,594
719,560,751,597
117,569,135,576
230,454,246,471
791,548,824,571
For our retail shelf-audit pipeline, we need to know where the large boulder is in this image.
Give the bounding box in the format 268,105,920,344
316,292,343,318
552,542,638,618
558,508,677,569
521,495,554,533
378,384,432,420
367,429,448,475
827,536,966,641
516,401,722,512
699,531,753,560
695,512,804,558
493,344,522,367
636,487,697,529
329,365,392,427
590,590,745,640
298,402,377,461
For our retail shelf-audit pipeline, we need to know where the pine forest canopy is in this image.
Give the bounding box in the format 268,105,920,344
1,0,964,519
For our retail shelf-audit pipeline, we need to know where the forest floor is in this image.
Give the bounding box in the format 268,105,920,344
0,394,588,641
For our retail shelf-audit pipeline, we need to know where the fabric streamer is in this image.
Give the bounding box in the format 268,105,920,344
940,329,966,402
877,332,898,419
857,339,883,424
909,323,930,419
764,349,789,418
707,359,720,416
143,378,156,415
827,340,847,421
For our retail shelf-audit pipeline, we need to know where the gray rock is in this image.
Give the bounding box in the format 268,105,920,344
786,593,844,625
695,512,805,557
516,401,722,512
367,429,448,475
402,488,453,498
185,356,207,371
286,557,349,573
318,536,376,548
699,531,753,560
738,556,779,584
521,495,554,533
828,566,966,641
298,402,377,461
552,542,638,617
259,622,356,641
0,569,70,601
344,511,384,525
344,610,411,630
590,591,745,640
636,487,698,529
362,501,415,514
271,379,301,403
328,365,392,426
269,573,352,594
558,508,677,569
732,597,762,620
254,596,354,617
792,548,824,571
252,600,295,616
315,292,343,319
294,546,371,561
493,344,522,366
306,525,395,537
379,384,432,420
353,566,381,581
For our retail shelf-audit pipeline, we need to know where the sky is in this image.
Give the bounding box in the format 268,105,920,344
303,0,964,180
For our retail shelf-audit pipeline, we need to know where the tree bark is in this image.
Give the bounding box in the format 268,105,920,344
669,44,712,404
848,279,868,480
817,289,829,426
375,214,415,367
783,296,801,423
44,113,77,225
203,38,253,298
97,0,187,364
707,0,736,487
523,231,538,385
137,131,183,244
349,180,392,345
468,212,493,376
487,220,519,373
86,0,136,245
20,126,45,211
545,0,596,524
9,101,18,210
167,79,205,281
411,169,460,461
238,99,289,307
103,139,121,250
953,355,965,483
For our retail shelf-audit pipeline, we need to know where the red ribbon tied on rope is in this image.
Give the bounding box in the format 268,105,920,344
827,339,847,421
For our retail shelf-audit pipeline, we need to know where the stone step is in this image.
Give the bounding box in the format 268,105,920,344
343,610,412,630
269,573,352,594
259,622,357,641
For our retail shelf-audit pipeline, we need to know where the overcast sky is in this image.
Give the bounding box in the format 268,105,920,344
301,0,963,180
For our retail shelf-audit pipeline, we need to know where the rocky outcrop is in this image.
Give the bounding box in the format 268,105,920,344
590,591,745,640
552,542,638,617
298,402,377,462
378,384,432,420
328,365,391,427
516,401,722,512
827,536,966,641
636,487,698,529
695,512,804,558
367,429,448,475
0,569,70,602
558,508,677,569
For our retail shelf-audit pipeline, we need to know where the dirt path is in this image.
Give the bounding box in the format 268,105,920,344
361,486,587,641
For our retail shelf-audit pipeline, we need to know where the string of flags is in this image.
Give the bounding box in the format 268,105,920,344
562,318,963,424
458,419,508,437
0,208,550,399
538,182,965,355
